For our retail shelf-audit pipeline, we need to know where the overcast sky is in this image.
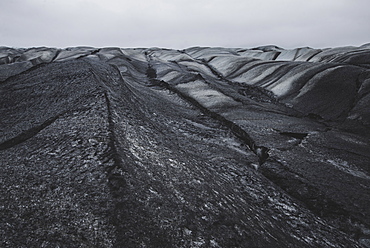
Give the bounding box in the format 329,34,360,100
1,0,369,49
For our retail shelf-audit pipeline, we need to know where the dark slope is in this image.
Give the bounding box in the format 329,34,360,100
1,45,370,247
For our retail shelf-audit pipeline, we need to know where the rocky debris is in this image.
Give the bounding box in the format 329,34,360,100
1,45,370,247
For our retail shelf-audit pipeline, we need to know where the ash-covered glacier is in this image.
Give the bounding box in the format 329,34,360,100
1,44,370,247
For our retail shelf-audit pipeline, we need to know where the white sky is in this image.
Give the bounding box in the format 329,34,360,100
1,0,369,49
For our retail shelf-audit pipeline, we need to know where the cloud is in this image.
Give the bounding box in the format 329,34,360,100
1,0,369,48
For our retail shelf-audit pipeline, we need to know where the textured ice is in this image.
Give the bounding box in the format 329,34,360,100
1,44,370,247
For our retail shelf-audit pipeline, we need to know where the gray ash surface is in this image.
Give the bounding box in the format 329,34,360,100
1,45,370,247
